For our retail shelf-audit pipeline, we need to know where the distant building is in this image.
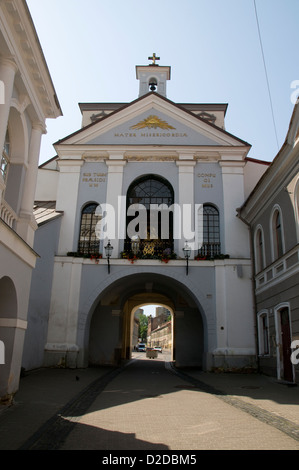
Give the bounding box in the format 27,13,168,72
156,306,171,319
239,99,299,383
148,309,172,350
148,307,170,332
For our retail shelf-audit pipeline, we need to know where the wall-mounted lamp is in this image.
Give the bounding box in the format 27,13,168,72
104,239,113,274
183,241,191,275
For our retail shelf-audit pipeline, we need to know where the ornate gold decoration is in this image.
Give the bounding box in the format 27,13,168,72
143,243,155,256
130,115,176,130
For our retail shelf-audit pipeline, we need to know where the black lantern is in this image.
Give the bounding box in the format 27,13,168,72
104,239,113,274
131,235,140,256
183,241,191,275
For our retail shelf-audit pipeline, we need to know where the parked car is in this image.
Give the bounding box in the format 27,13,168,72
153,346,162,353
137,343,146,352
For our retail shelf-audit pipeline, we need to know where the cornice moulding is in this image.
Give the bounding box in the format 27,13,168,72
240,144,299,222
1,0,62,120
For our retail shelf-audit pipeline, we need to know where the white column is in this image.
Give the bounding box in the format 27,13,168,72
17,123,45,246
0,58,18,205
176,159,196,255
219,160,249,258
105,158,126,256
0,58,18,151
56,160,84,254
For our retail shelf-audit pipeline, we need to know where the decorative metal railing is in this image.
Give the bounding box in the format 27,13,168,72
123,238,175,259
77,240,100,256
197,242,221,259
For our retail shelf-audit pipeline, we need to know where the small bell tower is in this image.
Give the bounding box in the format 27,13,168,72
136,54,171,98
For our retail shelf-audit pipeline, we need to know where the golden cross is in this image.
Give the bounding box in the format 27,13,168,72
148,53,160,65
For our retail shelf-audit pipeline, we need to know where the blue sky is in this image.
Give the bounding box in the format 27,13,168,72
27,0,299,164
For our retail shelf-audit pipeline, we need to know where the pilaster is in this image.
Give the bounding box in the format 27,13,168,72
219,160,249,257
214,262,228,351
105,157,126,256
56,159,84,254
17,123,44,246
176,159,196,255
0,58,18,209
0,58,18,151
45,258,82,368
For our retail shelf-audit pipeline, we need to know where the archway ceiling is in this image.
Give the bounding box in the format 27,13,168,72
99,272,196,309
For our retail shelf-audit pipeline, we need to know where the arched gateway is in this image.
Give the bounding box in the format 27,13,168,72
78,270,209,370
32,56,259,380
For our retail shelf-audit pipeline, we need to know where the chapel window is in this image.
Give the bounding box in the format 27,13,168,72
125,175,174,257
272,209,283,259
78,203,102,255
1,130,10,181
255,228,265,273
197,204,221,258
258,312,269,356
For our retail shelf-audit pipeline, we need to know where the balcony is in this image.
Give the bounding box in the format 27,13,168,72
196,242,222,260
0,199,17,229
255,245,299,293
122,238,175,261
68,240,230,267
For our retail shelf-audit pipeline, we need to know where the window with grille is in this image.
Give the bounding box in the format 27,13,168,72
125,175,174,256
78,203,102,255
258,311,269,356
198,204,220,258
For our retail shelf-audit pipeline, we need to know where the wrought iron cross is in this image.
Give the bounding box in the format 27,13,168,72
148,53,160,65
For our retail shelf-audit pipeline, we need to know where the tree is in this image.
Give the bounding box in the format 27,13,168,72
138,314,148,342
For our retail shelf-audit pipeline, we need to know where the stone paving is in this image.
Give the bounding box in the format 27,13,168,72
0,353,299,450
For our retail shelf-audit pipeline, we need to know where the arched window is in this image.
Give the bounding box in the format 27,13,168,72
1,130,10,181
78,203,102,255
198,204,220,258
149,77,158,92
125,175,174,256
272,209,284,259
257,311,269,356
255,227,265,273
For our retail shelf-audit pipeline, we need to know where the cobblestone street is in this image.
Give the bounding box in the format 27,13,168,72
1,353,298,451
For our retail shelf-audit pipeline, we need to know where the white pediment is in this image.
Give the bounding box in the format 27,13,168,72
58,94,248,148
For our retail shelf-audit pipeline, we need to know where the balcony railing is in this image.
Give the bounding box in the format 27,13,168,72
197,242,221,259
69,240,228,262
0,199,17,229
123,238,174,259
255,245,299,291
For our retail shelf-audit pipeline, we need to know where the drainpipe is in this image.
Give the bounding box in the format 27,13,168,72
236,209,260,373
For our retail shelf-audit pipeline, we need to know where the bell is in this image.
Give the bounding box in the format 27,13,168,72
149,82,157,91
